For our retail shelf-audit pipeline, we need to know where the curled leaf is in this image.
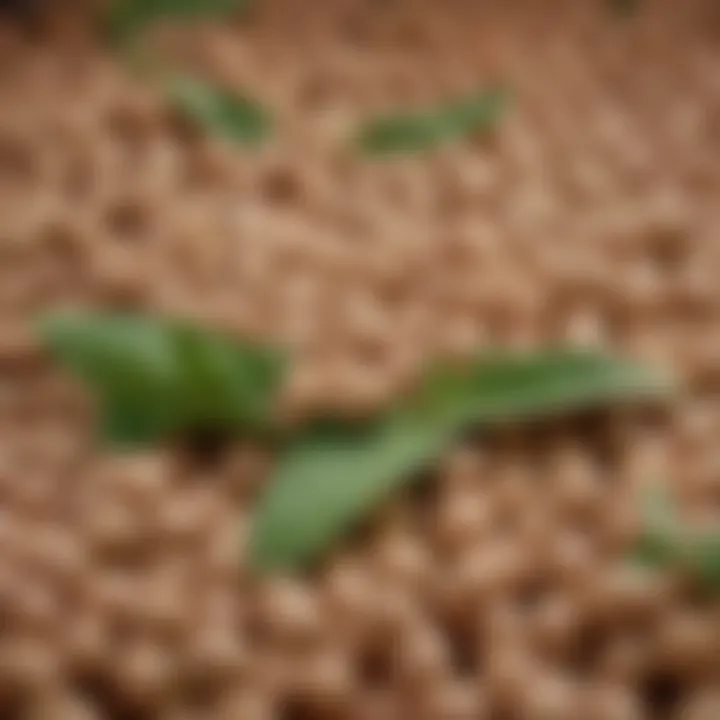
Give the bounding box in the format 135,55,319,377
40,311,285,447
251,351,670,571
356,86,509,156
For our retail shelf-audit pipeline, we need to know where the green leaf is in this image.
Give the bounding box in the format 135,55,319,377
107,0,248,45
634,488,720,591
413,350,671,427
606,0,640,18
356,86,509,156
682,532,720,590
167,75,272,146
249,416,452,573
631,487,681,568
39,311,285,447
251,351,670,571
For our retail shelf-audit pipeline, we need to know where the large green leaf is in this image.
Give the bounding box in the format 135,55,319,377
167,75,272,146
356,86,509,156
249,416,452,573
107,0,248,44
40,311,285,447
250,351,670,571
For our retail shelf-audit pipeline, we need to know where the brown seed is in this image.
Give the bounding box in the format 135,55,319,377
481,601,529,651
597,633,651,685
13,578,61,635
422,679,488,720
349,689,400,720
485,646,539,715
580,683,644,720
677,688,720,720
436,313,486,360
25,525,87,587
182,624,248,685
563,305,607,347
193,584,242,635
598,490,643,555
440,446,488,488
90,245,146,303
0,637,63,693
392,623,450,688
549,445,604,520
99,455,172,505
653,611,719,679
222,444,271,499
286,649,355,711
456,541,531,605
88,570,139,619
491,464,535,519
371,582,424,637
256,578,323,645
82,503,146,559
582,565,670,626
132,573,190,642
202,519,242,582
63,610,110,675
9,473,57,517
519,673,580,720
155,488,222,547
546,530,596,588
216,689,276,720
516,502,557,562
371,530,431,591
529,593,580,661
321,560,378,644
0,322,41,370
23,690,101,720
434,491,494,553
115,641,173,708
672,403,718,456
619,433,670,490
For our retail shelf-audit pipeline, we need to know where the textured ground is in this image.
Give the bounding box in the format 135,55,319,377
1,0,720,718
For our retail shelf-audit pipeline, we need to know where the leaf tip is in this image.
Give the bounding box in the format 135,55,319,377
35,309,83,352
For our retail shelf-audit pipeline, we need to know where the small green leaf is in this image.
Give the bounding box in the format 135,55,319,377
251,351,669,571
631,487,680,568
682,532,720,590
107,0,248,45
356,86,509,156
634,488,720,591
167,75,272,146
39,311,285,447
606,0,640,18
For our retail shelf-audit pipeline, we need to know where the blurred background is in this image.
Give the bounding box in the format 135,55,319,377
0,1,719,719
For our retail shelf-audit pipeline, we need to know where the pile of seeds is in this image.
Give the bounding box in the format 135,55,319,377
1,0,720,717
